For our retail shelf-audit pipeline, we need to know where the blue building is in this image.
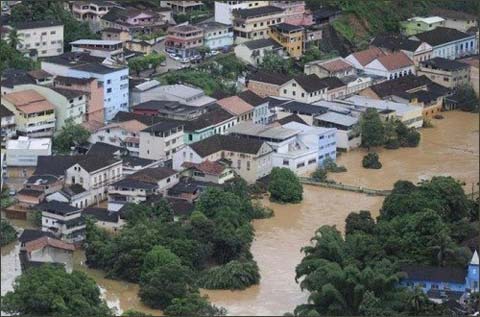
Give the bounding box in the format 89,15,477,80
196,22,234,51
400,251,479,302
41,52,129,121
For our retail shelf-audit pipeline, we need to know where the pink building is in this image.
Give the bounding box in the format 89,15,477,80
271,1,313,26
54,76,105,124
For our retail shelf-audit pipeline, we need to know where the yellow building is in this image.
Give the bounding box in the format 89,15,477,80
269,23,304,58
1,90,56,137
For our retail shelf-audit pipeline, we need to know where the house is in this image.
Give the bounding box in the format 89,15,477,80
246,70,290,97
22,236,75,272
411,27,477,59
23,174,63,196
231,5,285,43
459,55,479,96
234,38,284,66
89,119,148,156
214,1,268,25
371,33,433,65
314,111,361,151
1,69,54,94
161,1,203,13
108,166,178,211
45,184,90,210
69,0,120,32
36,200,85,243
303,25,323,51
401,16,446,36
196,22,234,50
173,134,273,184
165,25,204,59
270,98,328,125
269,23,304,58
363,51,415,80
139,121,185,161
17,188,46,206
345,47,386,71
417,57,471,89
217,96,254,122
166,178,202,202
41,52,129,121
101,27,131,42
237,89,271,124
14,21,64,57
1,90,56,137
70,39,125,63
133,100,206,121
311,6,341,25
124,39,155,55
360,74,451,117
430,8,478,33
83,207,125,232
227,121,320,175
181,160,236,184
400,251,479,302
6,137,52,167
130,80,216,107
304,57,356,79
0,104,16,141
10,84,87,131
342,75,379,97
270,1,313,26
279,74,346,102
182,106,237,144
53,75,105,124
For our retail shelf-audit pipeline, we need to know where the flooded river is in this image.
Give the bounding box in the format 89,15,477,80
1,111,478,316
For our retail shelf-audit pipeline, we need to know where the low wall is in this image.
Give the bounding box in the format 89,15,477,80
299,177,392,196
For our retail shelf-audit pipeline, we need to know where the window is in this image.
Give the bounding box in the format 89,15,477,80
296,162,305,168
283,89,287,94
107,79,111,84
50,30,56,35
247,161,250,171
283,159,289,166
237,160,241,169
107,88,112,93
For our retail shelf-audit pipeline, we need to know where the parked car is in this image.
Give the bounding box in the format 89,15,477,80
8,189,16,196
210,50,220,56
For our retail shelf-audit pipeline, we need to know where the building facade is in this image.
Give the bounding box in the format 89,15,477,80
232,5,285,43
417,57,471,89
197,22,234,50
139,121,185,161
15,21,64,57
165,25,204,59
38,201,85,243
269,23,304,58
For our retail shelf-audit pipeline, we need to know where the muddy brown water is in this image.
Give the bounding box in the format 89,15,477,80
1,111,478,316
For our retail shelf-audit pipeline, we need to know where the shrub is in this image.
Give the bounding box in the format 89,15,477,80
384,138,400,150
0,219,17,246
199,260,260,290
323,157,347,173
362,152,382,169
311,168,327,182
268,167,303,203
403,130,421,147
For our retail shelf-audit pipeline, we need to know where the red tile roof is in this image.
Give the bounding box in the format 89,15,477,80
182,160,227,175
25,236,75,253
351,47,386,66
319,58,353,72
374,51,413,71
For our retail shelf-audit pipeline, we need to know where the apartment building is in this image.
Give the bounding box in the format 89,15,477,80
69,0,120,32
183,106,237,144
371,34,433,65
161,1,203,13
133,100,206,121
41,52,129,121
165,25,204,58
173,134,274,184
0,104,16,141
37,201,85,243
196,22,234,50
1,90,56,137
411,27,477,59
232,5,285,43
270,1,313,26
269,23,304,58
314,111,361,151
53,76,105,124
139,121,185,161
15,21,64,57
304,57,356,79
417,57,470,89
70,39,125,63
234,38,284,66
214,1,268,25
181,160,236,184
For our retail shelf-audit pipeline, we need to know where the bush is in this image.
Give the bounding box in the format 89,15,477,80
362,152,382,169
0,219,17,246
164,292,226,316
384,138,400,150
323,157,347,173
403,130,421,147
199,260,260,290
268,167,303,203
311,168,327,182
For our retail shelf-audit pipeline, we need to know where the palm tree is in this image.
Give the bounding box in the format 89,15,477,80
429,229,455,267
7,29,22,50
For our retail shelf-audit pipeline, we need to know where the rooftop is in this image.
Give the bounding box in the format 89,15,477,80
111,177,157,190
371,33,424,52
15,20,63,30
345,95,421,116
242,38,281,50
70,39,123,46
407,16,445,24
3,90,55,114
272,23,304,33
420,57,469,71
0,104,14,117
83,207,120,223
19,229,56,244
7,137,51,151
25,236,75,253
248,70,290,86
141,120,184,133
227,121,298,141
134,100,200,114
349,47,386,66
128,167,177,184
430,8,478,21
183,106,234,132
100,119,148,133
237,90,267,107
182,160,228,176
315,111,358,127
35,200,80,215
309,57,353,73
400,264,466,284
189,134,268,158
373,51,413,71
217,96,254,116
413,27,472,46
233,5,284,19
276,114,308,126
274,99,329,116
34,154,121,176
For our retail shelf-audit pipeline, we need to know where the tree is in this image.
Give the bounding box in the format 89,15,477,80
140,245,181,281
300,46,338,66
1,265,113,316
122,310,152,316
197,46,211,59
0,219,17,246
258,51,298,75
0,40,36,72
129,54,166,76
164,293,226,316
199,260,260,290
345,210,375,235
454,84,479,112
311,167,328,182
362,152,382,169
360,109,384,149
268,167,303,203
7,29,22,49
53,119,91,153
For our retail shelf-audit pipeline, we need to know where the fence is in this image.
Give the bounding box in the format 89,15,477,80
298,177,392,196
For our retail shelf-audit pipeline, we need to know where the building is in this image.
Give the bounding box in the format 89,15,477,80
363,51,415,80
130,80,216,107
69,0,120,32
21,235,74,272
165,25,204,59
417,57,470,89
14,21,64,57
139,121,185,161
279,74,346,102
303,25,323,51
269,23,304,58
181,160,236,184
83,207,125,232
0,104,16,141
371,34,433,65
345,47,386,71
401,16,446,36
89,119,148,156
161,1,203,13
196,22,233,50
53,75,105,124
304,57,356,79
101,27,131,42
70,39,125,63
314,111,360,151
37,201,85,243
342,75,378,96
217,96,254,122
214,1,269,25
237,89,271,124
183,106,237,144
247,70,291,97
108,166,178,211
234,38,284,66
23,174,63,197
1,90,56,137
311,6,341,25
6,137,52,167
41,52,129,121
400,251,479,302
270,98,327,125
459,55,479,96
411,27,477,59
430,8,478,33
1,69,55,95
232,5,285,43
173,134,274,183
270,1,313,26
133,100,206,121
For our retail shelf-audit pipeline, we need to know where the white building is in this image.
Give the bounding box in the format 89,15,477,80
314,111,361,151
6,137,52,167
234,38,284,66
412,27,477,59
1,104,16,141
15,21,64,57
37,201,85,243
70,39,124,63
139,121,185,161
214,1,268,25
363,51,416,80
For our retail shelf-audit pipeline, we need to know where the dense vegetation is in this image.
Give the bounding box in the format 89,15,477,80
0,219,17,247
85,179,271,312
311,157,347,182
293,176,478,316
362,152,382,169
129,53,166,76
258,51,301,76
0,39,37,72
268,167,303,203
455,84,480,113
1,265,113,316
53,119,91,154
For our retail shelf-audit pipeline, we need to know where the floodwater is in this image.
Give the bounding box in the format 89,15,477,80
1,111,478,316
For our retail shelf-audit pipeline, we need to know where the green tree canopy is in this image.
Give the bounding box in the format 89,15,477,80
0,219,17,246
53,119,91,154
268,167,303,203
360,109,384,149
164,293,226,316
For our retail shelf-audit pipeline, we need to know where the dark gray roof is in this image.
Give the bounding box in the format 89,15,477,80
18,229,55,244
166,197,194,217
54,76,95,85
0,104,14,117
87,142,123,156
414,27,472,46
371,34,423,52
35,155,121,176
190,134,266,157
276,114,308,125
134,100,199,114
111,111,177,126
142,121,184,133
15,20,63,30
83,207,119,223
111,178,157,190
400,264,467,284
43,52,105,66
183,106,234,132
17,189,44,197
276,100,329,116
369,74,450,100
128,167,177,184
51,87,86,99
26,175,59,186
242,38,281,50
248,70,290,86
319,76,346,89
0,69,36,88
293,74,329,93
122,156,155,168
73,62,127,74
233,6,284,19
237,90,267,107
35,201,80,215
420,57,469,71
272,23,303,33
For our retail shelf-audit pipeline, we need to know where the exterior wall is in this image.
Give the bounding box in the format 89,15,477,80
1,99,56,137
139,127,185,160
247,80,280,98
411,42,433,65
1,114,16,139
17,24,64,57
417,66,470,89
165,27,204,58
102,30,131,42
203,27,234,50
184,117,237,144
125,41,154,54
400,280,466,294
401,19,445,36
428,36,477,59
279,80,327,103
253,102,270,124
6,147,51,167
233,12,285,43
90,126,141,156
42,211,85,243
443,18,478,33
71,2,116,32
214,1,267,25
326,86,347,101
363,60,416,79
412,97,443,118
345,77,373,96
234,44,279,66
271,1,312,26
269,28,303,58
28,247,73,273
305,63,356,79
